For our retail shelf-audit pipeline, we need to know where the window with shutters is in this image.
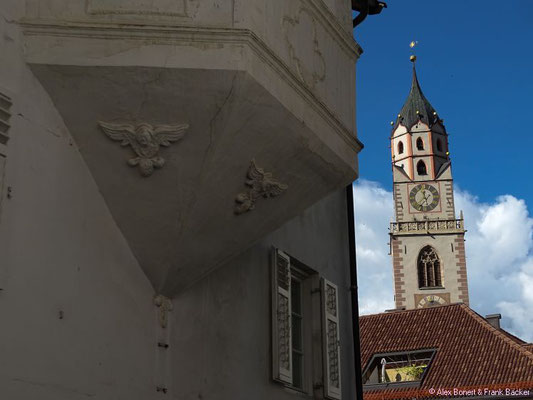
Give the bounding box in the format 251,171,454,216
271,248,342,399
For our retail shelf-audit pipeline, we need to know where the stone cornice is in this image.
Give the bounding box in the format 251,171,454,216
390,219,465,236
21,19,364,153
304,0,363,58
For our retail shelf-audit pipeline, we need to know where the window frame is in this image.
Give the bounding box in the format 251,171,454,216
288,266,314,393
362,349,437,390
271,248,342,399
272,249,320,395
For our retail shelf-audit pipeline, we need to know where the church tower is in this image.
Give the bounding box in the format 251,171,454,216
390,58,469,310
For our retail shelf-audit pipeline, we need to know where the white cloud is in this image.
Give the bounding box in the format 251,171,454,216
354,180,533,342
352,180,395,315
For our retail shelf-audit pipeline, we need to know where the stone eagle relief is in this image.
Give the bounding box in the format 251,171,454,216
99,121,189,177
234,159,288,215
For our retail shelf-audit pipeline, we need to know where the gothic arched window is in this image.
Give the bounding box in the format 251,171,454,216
416,137,424,150
418,246,442,288
436,138,443,152
417,160,427,175
398,141,404,154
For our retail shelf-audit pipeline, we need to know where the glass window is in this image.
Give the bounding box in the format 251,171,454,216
291,279,304,389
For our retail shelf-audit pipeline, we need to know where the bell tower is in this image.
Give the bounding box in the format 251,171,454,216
389,57,469,310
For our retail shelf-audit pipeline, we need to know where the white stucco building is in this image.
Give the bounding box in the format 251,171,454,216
0,1,365,399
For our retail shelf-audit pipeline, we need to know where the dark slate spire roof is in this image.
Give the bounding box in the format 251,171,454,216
393,65,440,132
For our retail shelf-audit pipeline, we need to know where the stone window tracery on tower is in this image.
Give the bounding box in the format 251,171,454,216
418,246,442,288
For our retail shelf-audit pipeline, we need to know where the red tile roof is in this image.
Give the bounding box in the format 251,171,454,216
360,304,533,399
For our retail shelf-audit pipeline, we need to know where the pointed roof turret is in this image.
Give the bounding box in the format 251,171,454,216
393,61,440,132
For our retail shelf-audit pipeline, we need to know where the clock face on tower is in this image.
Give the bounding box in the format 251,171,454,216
417,294,447,308
409,184,440,212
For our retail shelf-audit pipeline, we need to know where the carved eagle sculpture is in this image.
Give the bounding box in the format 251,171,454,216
99,121,189,177
235,159,288,215
352,0,387,28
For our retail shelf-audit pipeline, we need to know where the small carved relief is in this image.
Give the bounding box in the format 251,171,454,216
99,121,188,177
283,8,326,89
154,294,173,329
234,160,288,215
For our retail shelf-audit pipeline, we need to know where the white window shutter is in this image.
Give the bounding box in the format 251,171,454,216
272,248,292,384
322,278,341,399
0,91,12,220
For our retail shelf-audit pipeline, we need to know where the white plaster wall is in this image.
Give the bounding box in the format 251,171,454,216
391,136,413,178
321,0,353,30
0,2,158,399
170,189,356,400
401,234,463,310
23,0,359,134
391,126,412,179
25,0,235,27
233,0,358,131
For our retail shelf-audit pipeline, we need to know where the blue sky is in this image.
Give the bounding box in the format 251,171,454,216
352,1,533,340
354,0,533,206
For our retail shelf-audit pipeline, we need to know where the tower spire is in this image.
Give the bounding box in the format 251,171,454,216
389,49,469,310
393,52,439,132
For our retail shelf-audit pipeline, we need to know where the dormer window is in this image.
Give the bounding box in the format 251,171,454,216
362,349,436,386
398,141,404,155
417,160,427,176
416,137,424,151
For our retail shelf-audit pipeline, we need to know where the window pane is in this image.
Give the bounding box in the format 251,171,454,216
292,352,303,389
292,316,302,351
291,280,301,315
